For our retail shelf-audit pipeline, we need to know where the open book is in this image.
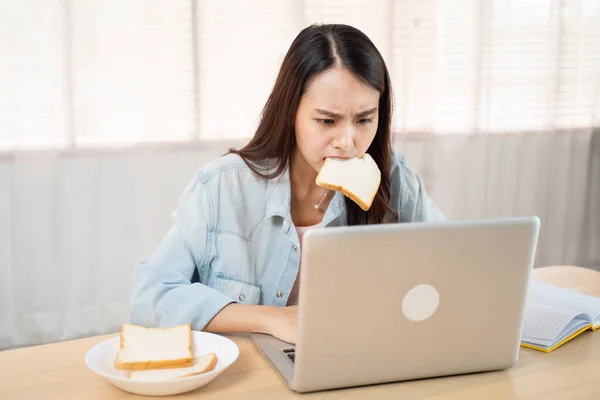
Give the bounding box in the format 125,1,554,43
521,280,600,352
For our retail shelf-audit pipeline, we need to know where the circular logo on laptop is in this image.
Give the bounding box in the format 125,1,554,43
402,284,440,321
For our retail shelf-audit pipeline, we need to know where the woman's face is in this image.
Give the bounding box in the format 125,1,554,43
293,68,380,173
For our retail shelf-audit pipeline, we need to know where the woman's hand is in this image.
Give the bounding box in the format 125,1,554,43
264,305,298,344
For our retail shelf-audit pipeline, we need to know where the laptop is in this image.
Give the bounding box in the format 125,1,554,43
250,216,540,393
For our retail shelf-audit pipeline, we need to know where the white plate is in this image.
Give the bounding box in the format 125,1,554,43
85,330,239,396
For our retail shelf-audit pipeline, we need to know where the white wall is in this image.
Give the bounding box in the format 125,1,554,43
1,130,599,350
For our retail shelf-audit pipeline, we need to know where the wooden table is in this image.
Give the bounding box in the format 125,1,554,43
2,266,600,400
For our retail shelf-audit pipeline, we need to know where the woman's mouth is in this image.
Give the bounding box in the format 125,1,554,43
328,156,351,160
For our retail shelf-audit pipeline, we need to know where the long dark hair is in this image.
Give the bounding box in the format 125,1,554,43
228,23,397,225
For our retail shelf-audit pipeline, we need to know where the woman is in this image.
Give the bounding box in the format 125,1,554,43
129,24,445,344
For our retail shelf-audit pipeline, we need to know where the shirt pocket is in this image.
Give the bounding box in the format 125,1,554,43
214,272,262,305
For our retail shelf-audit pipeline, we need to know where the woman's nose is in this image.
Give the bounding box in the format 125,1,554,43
332,124,355,151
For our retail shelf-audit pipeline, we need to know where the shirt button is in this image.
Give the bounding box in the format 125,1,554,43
292,245,298,251
276,291,283,299
238,293,245,302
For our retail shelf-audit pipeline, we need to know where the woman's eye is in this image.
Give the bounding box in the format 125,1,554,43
357,118,373,125
316,119,335,125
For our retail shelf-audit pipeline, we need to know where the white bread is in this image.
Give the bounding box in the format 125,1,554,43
126,353,218,380
114,324,193,371
316,153,381,211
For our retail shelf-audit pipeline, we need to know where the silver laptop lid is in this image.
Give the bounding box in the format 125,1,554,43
293,217,540,393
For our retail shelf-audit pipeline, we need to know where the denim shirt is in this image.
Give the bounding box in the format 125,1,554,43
129,151,446,330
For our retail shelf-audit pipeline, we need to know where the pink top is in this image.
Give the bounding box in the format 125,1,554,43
286,223,321,306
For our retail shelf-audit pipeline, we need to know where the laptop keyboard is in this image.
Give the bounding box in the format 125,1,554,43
283,348,295,363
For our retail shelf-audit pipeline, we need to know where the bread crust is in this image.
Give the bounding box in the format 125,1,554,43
125,353,219,379
175,353,218,379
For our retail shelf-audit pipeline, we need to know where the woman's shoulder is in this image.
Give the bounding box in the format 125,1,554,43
389,149,410,181
174,153,262,213
185,152,278,208
173,153,276,233
387,149,446,222
195,152,277,183
389,148,424,196
195,153,251,181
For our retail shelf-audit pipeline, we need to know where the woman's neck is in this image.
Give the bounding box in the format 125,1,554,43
289,150,317,192
289,150,333,226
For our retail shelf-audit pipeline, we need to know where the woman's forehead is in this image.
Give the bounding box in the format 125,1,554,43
302,68,379,112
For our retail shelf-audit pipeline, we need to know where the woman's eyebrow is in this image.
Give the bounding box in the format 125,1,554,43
356,107,378,117
314,107,378,118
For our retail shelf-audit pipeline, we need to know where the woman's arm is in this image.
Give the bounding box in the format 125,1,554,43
129,225,236,330
131,229,298,343
130,173,298,343
204,304,298,344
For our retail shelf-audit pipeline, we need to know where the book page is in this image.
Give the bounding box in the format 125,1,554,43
522,302,590,342
527,280,600,323
522,314,590,349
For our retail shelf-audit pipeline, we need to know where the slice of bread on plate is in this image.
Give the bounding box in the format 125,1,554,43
114,323,193,371
316,153,381,211
126,353,218,380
